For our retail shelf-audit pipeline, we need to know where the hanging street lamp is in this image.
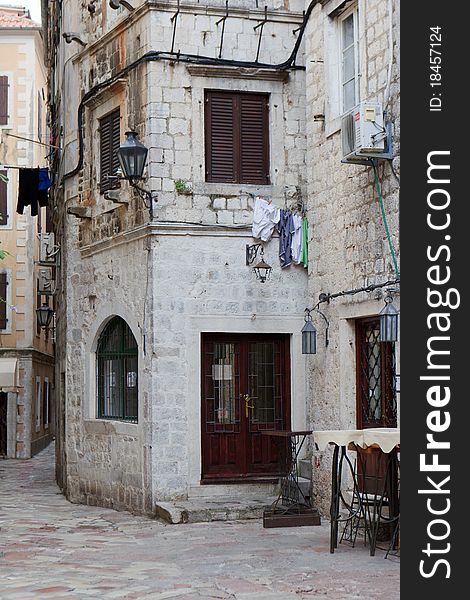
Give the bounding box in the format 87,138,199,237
246,243,272,283
116,131,155,219
301,310,317,355
379,293,399,343
301,306,330,355
116,131,149,181
36,303,54,330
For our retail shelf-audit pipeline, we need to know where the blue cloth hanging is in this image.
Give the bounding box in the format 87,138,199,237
38,168,52,191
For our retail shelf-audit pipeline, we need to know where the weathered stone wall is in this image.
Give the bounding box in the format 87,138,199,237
304,0,400,513
149,229,309,499
53,0,309,513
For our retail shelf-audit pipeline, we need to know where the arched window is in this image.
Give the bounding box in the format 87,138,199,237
96,317,138,422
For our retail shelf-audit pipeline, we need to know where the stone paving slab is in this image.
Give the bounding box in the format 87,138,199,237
0,444,399,599
155,497,280,524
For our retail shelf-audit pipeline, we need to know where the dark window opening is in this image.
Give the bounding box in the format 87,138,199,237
0,76,8,125
99,109,121,193
0,170,7,226
205,90,269,185
0,272,8,330
356,317,397,429
96,316,138,422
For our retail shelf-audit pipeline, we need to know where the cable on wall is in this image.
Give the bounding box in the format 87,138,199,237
60,1,321,182
371,160,399,279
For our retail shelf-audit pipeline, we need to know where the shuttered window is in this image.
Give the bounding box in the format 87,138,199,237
0,171,7,226
0,272,8,330
99,109,121,192
205,91,269,185
0,76,8,125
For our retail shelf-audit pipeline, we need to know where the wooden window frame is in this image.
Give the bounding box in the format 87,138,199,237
355,316,397,429
339,5,360,114
99,108,121,193
205,90,270,185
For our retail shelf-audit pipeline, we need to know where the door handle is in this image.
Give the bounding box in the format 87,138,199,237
243,394,254,418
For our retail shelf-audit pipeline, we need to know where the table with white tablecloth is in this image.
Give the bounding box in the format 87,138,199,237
313,428,400,555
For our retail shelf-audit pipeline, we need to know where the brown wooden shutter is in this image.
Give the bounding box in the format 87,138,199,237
205,91,269,184
0,171,7,226
205,92,237,183
240,94,269,185
0,76,8,125
0,272,8,330
100,109,120,192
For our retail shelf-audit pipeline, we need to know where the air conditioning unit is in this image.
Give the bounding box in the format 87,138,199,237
38,267,55,295
38,232,60,266
341,102,391,164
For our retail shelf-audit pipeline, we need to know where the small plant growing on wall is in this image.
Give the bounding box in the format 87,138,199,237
174,179,192,195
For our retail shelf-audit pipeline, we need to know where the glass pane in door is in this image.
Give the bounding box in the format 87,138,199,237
248,342,282,431
205,342,240,433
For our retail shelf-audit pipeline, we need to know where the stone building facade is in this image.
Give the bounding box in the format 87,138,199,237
304,0,400,512
44,0,399,517
45,0,311,514
0,5,54,458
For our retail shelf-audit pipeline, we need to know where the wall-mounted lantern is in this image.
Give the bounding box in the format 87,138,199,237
116,131,155,219
301,311,317,355
301,307,330,355
36,303,54,330
379,293,399,343
246,243,272,283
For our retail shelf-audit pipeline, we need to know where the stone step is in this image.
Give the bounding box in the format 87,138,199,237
298,458,312,481
187,481,279,499
155,496,279,524
297,475,311,498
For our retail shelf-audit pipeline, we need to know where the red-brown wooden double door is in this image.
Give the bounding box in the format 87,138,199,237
201,333,291,482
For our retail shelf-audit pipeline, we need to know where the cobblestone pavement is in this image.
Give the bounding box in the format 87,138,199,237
0,444,399,600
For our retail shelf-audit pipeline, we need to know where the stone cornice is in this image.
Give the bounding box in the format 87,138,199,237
0,348,55,364
186,64,289,82
79,221,252,258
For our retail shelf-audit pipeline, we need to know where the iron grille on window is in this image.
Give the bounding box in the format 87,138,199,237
356,317,397,429
205,90,270,184
99,109,121,193
96,316,138,422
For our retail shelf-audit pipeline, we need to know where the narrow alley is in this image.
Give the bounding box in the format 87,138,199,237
0,444,399,600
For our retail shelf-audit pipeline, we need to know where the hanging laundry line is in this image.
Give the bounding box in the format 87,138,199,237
4,132,61,150
251,195,309,270
0,164,49,170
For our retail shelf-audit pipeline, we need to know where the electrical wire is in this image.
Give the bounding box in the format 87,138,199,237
61,1,320,182
384,0,394,112
371,161,399,278
389,160,400,186
153,220,249,229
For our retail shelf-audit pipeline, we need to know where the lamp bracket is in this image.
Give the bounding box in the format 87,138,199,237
246,243,263,266
306,305,330,347
317,278,400,305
